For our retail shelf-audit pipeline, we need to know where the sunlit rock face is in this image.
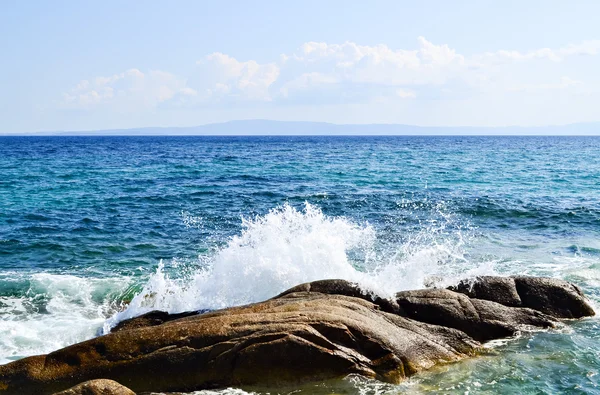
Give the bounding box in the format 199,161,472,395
0,277,594,395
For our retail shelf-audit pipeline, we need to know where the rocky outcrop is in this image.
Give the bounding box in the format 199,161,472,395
449,276,595,318
0,277,594,395
0,291,477,394
396,288,556,341
51,379,134,395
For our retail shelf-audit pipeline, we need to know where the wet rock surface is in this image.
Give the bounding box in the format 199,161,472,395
449,275,595,318
0,276,594,395
396,288,556,342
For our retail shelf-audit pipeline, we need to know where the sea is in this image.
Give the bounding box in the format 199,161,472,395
1,135,599,394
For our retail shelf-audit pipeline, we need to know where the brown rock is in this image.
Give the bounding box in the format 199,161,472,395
513,276,595,318
449,275,595,318
275,279,403,315
0,291,477,395
0,276,594,395
448,276,522,307
111,310,201,333
51,379,134,395
396,288,556,341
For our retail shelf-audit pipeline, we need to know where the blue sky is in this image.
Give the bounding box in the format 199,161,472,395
2,0,600,132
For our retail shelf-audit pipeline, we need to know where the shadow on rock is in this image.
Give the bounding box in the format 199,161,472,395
0,276,594,395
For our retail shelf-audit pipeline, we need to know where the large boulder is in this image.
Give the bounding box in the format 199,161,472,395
449,276,595,318
396,288,556,341
51,379,134,395
0,291,477,395
0,276,594,395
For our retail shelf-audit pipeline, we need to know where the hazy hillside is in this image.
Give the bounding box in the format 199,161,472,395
4,120,600,136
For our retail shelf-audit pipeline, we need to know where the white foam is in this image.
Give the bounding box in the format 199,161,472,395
0,273,130,364
106,203,492,330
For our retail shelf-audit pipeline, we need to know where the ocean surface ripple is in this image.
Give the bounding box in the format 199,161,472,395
1,135,599,394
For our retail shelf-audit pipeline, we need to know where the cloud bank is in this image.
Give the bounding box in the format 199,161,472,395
62,37,598,116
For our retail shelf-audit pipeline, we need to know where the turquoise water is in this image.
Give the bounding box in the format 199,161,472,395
1,136,599,394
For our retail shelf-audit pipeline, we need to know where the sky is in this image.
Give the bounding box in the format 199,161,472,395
2,0,600,133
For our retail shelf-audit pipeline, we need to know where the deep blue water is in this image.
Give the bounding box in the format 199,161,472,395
1,136,600,394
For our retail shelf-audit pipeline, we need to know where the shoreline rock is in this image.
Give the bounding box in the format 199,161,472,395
448,275,595,318
0,276,594,395
51,379,134,395
396,288,556,342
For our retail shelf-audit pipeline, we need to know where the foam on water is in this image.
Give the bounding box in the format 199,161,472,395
105,203,492,330
0,202,492,363
1,200,599,393
0,272,130,364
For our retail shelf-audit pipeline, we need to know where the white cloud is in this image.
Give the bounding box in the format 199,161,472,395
62,69,192,109
477,40,600,64
560,40,600,56
279,72,338,98
507,76,583,93
284,37,464,85
62,37,599,111
396,88,416,99
270,37,470,102
195,53,279,101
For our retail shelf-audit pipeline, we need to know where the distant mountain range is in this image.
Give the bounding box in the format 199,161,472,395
4,120,600,136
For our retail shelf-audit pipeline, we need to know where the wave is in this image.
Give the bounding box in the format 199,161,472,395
3,202,600,368
565,245,600,256
458,197,600,228
0,272,130,364
105,202,492,331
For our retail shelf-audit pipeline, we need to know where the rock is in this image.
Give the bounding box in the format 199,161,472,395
0,277,594,395
448,276,522,307
51,379,134,395
396,288,556,341
449,276,595,318
111,310,202,333
0,290,477,395
513,276,595,318
275,279,403,315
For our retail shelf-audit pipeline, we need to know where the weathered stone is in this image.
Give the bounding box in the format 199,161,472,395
396,288,556,341
0,277,594,395
275,279,403,315
449,276,522,307
513,276,595,318
449,276,595,319
0,291,477,395
111,310,201,333
51,379,134,395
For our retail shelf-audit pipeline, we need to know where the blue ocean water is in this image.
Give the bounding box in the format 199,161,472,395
1,136,599,394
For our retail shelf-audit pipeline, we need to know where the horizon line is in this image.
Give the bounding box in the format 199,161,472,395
2,119,600,136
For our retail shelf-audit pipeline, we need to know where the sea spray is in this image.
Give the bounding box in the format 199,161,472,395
105,202,491,330
0,272,129,364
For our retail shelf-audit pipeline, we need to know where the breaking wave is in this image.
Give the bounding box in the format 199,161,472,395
105,202,491,330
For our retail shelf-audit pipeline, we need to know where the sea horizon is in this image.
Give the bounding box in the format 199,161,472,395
3,119,600,136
